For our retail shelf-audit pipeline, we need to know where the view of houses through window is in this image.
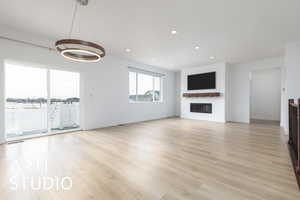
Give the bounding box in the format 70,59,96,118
129,70,162,102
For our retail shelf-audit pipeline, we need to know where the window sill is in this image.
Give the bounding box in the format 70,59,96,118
129,101,163,104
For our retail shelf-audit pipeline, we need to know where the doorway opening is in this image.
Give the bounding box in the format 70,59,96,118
5,62,80,139
250,68,281,126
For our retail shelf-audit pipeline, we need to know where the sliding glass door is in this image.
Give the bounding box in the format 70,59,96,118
5,65,48,138
5,63,80,139
50,70,80,132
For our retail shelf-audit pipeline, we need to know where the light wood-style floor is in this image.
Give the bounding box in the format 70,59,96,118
0,118,299,200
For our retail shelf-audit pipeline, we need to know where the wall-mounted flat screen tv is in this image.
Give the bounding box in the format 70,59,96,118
187,72,216,90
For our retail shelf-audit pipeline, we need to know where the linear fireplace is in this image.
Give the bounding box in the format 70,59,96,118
190,103,212,113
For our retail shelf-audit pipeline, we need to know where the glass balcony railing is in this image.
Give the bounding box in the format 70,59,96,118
5,99,80,138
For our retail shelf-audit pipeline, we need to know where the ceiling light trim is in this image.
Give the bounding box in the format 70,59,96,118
61,48,101,63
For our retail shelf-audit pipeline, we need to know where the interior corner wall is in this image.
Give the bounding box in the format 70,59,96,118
225,64,231,122
175,71,181,116
228,57,284,124
0,38,177,143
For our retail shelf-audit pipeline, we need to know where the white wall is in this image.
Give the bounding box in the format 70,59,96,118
284,42,300,131
82,57,176,129
225,64,231,121
0,38,177,144
228,57,284,124
180,63,227,122
285,43,300,99
175,71,182,116
0,63,4,143
250,68,281,121
281,66,287,129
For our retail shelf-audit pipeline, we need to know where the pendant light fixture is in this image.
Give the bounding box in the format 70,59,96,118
55,0,105,62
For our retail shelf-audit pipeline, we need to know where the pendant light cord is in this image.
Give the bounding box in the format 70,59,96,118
68,1,79,38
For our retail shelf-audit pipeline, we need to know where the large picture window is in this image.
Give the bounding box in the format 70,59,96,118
129,68,163,102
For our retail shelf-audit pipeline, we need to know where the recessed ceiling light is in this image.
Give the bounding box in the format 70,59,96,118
125,48,131,52
209,56,215,60
194,46,200,50
171,30,177,35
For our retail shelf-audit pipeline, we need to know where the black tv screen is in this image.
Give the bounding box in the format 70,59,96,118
188,72,216,90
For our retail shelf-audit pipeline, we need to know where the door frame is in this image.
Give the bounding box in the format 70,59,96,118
249,67,282,125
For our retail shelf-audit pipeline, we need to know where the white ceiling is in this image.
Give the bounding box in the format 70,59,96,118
1,0,300,70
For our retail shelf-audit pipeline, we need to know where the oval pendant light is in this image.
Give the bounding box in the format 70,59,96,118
55,0,105,62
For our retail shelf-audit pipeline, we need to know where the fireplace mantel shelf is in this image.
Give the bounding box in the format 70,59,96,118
183,92,221,98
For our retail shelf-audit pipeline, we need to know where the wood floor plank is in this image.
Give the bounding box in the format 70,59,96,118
0,118,299,199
